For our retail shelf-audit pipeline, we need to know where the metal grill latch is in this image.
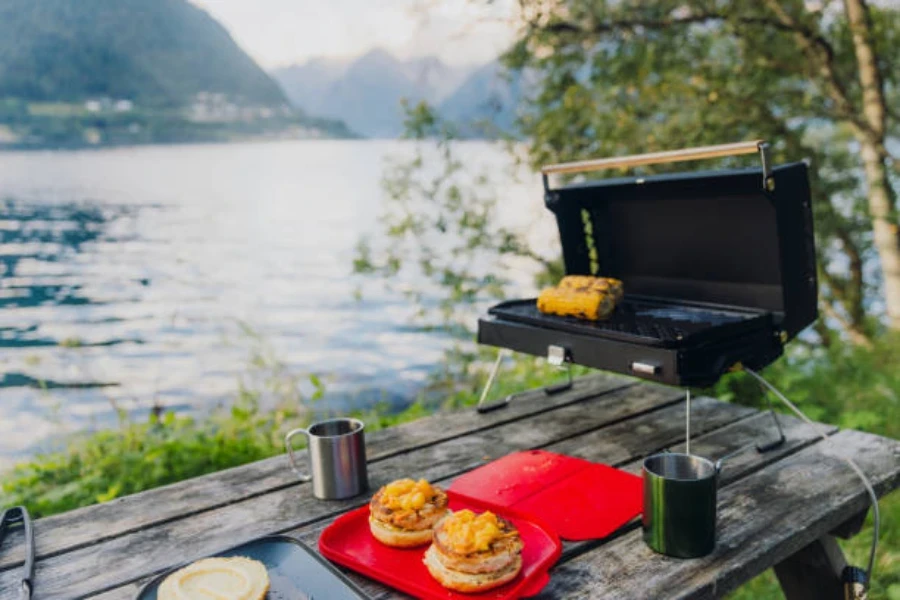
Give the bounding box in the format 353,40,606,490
631,361,661,376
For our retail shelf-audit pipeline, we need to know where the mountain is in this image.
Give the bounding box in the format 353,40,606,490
0,0,286,107
273,57,350,118
400,56,472,104
273,50,475,138
318,49,423,138
439,60,527,138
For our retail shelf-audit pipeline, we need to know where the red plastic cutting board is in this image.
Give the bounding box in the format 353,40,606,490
450,450,642,541
319,491,560,600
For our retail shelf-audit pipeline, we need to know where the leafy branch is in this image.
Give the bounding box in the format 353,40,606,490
354,101,560,334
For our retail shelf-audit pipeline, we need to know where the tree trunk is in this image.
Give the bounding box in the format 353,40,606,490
843,0,900,330
820,299,874,348
858,141,900,330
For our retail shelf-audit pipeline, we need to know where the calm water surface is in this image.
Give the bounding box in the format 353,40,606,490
0,140,549,464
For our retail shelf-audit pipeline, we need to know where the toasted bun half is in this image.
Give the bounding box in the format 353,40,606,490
369,516,434,547
158,556,269,600
423,544,522,593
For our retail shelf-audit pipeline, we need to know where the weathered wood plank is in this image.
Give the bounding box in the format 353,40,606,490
773,535,847,600
84,400,821,600
533,429,900,600
0,374,632,572
0,383,680,599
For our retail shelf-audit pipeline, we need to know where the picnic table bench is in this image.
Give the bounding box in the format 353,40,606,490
1,374,898,599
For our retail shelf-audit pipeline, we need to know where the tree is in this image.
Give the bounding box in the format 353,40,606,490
504,0,899,342
354,101,561,335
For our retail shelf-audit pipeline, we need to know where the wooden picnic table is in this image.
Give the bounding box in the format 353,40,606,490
1,374,898,599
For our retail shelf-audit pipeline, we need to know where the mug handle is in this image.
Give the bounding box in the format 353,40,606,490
284,428,312,482
714,442,758,475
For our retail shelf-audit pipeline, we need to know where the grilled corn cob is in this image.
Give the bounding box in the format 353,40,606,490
558,275,624,303
537,286,616,321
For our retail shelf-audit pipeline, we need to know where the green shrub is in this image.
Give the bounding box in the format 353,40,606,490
0,394,309,518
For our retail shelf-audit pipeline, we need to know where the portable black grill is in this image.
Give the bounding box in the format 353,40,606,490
477,141,818,388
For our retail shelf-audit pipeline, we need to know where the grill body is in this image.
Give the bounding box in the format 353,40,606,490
477,160,817,387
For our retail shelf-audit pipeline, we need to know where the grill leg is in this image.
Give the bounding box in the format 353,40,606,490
544,362,573,395
476,350,512,413
757,382,787,452
476,349,576,414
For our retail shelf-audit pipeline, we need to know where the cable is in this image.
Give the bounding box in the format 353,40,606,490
743,367,880,583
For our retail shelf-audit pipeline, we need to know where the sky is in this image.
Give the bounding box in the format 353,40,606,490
190,0,518,69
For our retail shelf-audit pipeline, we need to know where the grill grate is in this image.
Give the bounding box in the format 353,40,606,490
487,297,769,348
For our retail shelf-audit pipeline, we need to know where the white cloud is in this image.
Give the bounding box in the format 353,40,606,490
190,0,518,68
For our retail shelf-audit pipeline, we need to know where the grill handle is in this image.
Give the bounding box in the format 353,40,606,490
541,140,773,191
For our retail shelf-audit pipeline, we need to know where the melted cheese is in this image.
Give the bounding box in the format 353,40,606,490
443,510,505,554
381,478,436,511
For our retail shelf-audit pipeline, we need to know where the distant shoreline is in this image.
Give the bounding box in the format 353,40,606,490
0,134,511,153
0,132,365,152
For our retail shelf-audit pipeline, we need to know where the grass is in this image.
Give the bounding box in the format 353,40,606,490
1,337,898,597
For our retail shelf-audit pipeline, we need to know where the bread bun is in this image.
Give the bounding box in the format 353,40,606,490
424,545,522,593
158,556,269,600
424,510,523,592
369,516,434,547
369,478,449,548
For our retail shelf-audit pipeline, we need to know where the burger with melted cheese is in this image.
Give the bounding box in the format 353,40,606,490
369,478,450,547
423,509,524,593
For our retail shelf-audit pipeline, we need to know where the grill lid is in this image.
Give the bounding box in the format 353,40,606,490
543,149,817,340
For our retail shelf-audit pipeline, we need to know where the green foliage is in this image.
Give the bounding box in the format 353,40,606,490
0,394,306,518
504,0,900,341
707,333,900,440
353,101,561,333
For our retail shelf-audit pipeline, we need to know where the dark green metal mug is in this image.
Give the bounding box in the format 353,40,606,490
642,453,719,558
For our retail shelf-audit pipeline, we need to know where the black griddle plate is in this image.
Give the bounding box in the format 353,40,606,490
488,296,770,348
136,535,369,600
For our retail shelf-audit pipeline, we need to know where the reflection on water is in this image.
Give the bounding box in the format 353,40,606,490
0,140,548,466
0,200,140,395
0,199,146,313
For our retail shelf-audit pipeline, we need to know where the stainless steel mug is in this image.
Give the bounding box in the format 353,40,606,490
642,452,718,558
285,418,368,500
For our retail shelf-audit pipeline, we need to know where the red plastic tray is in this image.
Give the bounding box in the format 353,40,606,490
449,450,642,541
319,491,561,600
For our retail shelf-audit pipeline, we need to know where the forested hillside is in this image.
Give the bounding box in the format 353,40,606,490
0,0,286,107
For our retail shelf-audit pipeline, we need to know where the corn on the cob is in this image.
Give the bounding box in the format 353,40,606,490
558,275,624,303
537,286,616,321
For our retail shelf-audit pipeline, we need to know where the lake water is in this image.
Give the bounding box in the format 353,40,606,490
0,140,552,465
